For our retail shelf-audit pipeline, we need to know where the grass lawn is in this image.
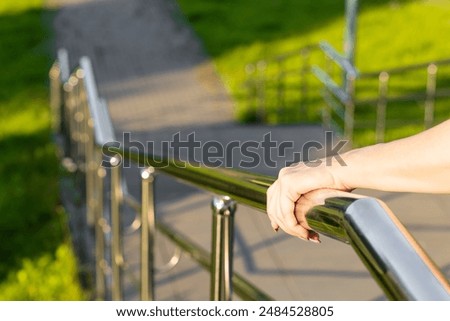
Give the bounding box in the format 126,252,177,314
177,0,450,146
0,0,85,299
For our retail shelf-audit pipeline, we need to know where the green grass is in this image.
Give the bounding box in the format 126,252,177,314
0,0,85,300
177,0,450,146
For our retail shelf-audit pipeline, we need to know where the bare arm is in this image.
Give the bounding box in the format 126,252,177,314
266,120,450,240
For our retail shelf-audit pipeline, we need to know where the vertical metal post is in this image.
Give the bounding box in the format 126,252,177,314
210,196,237,301
49,63,62,134
299,47,310,117
245,63,257,119
344,74,356,148
76,70,88,173
95,166,107,300
67,76,79,161
343,0,358,94
376,72,389,143
72,77,83,166
110,156,123,300
57,48,70,83
276,58,285,122
256,60,267,122
344,0,358,67
63,81,73,158
140,167,156,301
321,90,332,131
81,72,96,226
425,64,437,129
57,48,70,136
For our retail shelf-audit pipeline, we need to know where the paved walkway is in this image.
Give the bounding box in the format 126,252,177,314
51,0,450,300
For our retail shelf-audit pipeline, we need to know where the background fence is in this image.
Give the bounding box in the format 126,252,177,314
244,45,450,147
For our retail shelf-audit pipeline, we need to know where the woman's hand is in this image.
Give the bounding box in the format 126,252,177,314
266,161,351,241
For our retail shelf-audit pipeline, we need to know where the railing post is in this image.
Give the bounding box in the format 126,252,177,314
110,156,123,300
244,63,257,119
425,63,437,129
344,74,355,148
256,60,267,122
95,166,107,300
140,167,156,301
276,58,285,122
299,47,310,117
376,71,389,143
49,63,62,134
321,91,332,131
343,0,358,91
66,76,78,161
51,49,69,136
81,73,97,227
210,196,237,301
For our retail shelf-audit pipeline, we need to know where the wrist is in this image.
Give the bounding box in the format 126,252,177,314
323,149,358,191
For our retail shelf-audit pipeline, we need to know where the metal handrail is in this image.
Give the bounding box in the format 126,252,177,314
360,57,450,78
51,53,450,301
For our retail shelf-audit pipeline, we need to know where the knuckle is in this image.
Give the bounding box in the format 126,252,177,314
278,166,291,178
266,183,274,196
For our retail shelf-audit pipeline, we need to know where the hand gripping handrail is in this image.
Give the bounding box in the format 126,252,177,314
103,145,450,300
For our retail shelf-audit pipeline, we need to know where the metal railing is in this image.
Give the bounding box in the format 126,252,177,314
49,50,450,301
243,44,321,123
245,43,450,148
313,40,358,148
242,0,450,148
356,59,450,144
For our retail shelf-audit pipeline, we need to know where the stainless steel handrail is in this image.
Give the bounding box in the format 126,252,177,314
79,57,116,145
52,53,450,301
309,197,450,300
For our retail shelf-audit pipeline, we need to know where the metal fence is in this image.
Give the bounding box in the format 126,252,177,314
49,49,450,301
356,59,450,144
243,44,321,124
244,43,450,148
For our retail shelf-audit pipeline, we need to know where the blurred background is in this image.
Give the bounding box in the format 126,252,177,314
0,0,449,300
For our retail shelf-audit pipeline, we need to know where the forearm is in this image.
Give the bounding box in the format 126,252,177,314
332,120,450,193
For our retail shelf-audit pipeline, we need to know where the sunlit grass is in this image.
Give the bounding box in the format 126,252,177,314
0,0,85,299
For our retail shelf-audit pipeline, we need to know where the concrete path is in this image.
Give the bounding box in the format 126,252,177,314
51,0,450,300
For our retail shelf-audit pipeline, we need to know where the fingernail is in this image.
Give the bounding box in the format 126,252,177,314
308,230,321,244
308,237,321,244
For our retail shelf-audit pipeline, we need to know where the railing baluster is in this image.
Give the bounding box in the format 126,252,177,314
425,63,437,129
82,74,97,227
376,71,389,143
140,167,156,301
95,166,107,300
56,49,70,136
110,156,123,300
256,61,267,122
67,76,78,161
210,196,237,301
276,58,285,122
344,74,356,148
299,47,310,117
